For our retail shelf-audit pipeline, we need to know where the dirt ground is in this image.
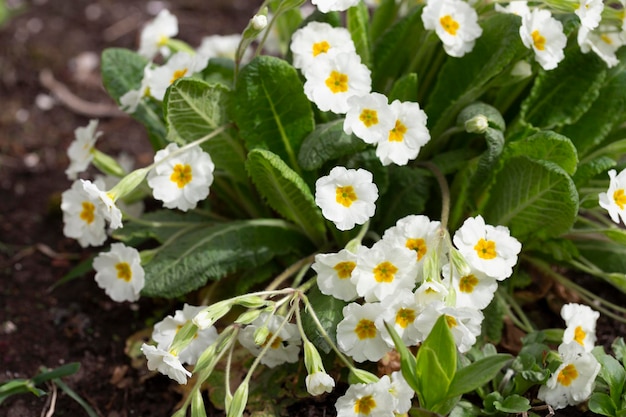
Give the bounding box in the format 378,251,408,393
1,1,625,417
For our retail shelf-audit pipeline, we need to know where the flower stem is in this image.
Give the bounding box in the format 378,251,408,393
417,161,450,230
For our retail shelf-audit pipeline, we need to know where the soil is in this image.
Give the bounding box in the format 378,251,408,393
0,1,624,417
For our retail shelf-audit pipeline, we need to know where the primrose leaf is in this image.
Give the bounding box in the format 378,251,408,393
112,210,211,245
588,392,618,417
232,56,314,170
141,219,312,298
574,240,626,293
506,130,578,176
302,286,346,354
246,149,326,246
446,354,512,398
388,72,419,102
347,1,371,67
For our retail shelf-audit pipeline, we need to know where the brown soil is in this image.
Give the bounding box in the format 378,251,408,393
0,1,624,417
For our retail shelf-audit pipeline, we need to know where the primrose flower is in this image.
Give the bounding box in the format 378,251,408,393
578,26,624,68
197,34,251,62
414,279,449,306
352,240,418,303
561,303,599,352
389,371,414,414
519,8,567,70
93,243,144,302
599,168,626,225
415,302,483,353
147,51,209,101
344,93,394,145
237,312,301,368
120,64,153,113
377,289,422,346
336,302,390,362
290,21,356,70
315,166,378,231
312,248,360,301
141,343,191,384
452,215,521,281
375,100,430,166
422,0,483,58
303,52,372,114
335,378,396,417
537,342,601,410
444,263,497,310
138,9,178,60
303,340,335,396
61,180,107,247
311,0,360,13
65,119,101,180
494,1,530,16
147,143,215,212
575,0,604,30
152,304,219,365
82,180,123,230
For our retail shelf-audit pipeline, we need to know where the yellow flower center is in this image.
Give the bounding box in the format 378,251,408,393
574,326,586,345
557,364,579,387
115,262,132,282
440,15,460,36
354,395,376,415
601,34,613,45
445,315,457,328
474,238,497,260
359,109,379,127
325,70,349,94
80,201,96,224
395,308,416,328
170,164,193,188
354,319,377,340
333,261,356,279
388,120,408,142
459,274,479,293
613,189,626,209
373,261,398,283
158,35,168,46
312,40,330,56
336,185,357,207
261,332,283,349
531,30,546,51
406,238,427,261
170,68,188,84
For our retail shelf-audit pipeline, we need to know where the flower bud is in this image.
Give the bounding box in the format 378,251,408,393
193,300,232,329
349,368,379,384
236,295,268,309
253,325,270,346
305,371,335,396
510,60,532,79
251,14,267,31
227,382,249,417
464,114,489,134
106,167,150,202
235,309,264,325
303,340,324,375
92,149,126,178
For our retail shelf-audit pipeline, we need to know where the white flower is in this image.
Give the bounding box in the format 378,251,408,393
82,180,123,230
519,9,567,70
94,154,144,218
152,304,219,365
414,280,449,307
537,342,601,410
575,0,604,30
578,26,624,68
147,52,209,101
494,1,530,17
344,93,394,145
352,241,418,303
61,180,107,247
311,0,361,13
147,143,215,212
93,243,144,302
336,302,390,362
335,379,396,417
422,0,483,57
141,343,191,384
444,263,497,310
303,52,371,114
375,100,430,166
312,248,360,301
452,215,521,281
599,168,626,224
197,34,251,63
315,166,378,231
138,9,178,60
120,64,153,113
251,14,267,31
377,289,422,346
561,303,599,352
415,302,483,353
389,371,414,414
290,21,356,70
306,371,336,396
237,312,301,368
65,119,101,180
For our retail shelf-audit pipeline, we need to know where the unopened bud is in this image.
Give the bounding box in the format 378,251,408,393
227,382,249,417
235,309,264,325
193,300,232,329
464,115,489,134
251,14,267,31
349,368,379,384
253,326,270,346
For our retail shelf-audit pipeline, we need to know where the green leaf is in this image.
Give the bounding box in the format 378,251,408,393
384,322,419,394
416,315,457,409
370,0,399,42
302,286,346,354
589,392,618,417
165,78,247,183
456,102,506,132
425,13,526,140
112,210,211,245
100,48,167,149
246,149,326,246
521,47,607,129
484,156,579,240
32,363,80,384
506,131,578,175
481,295,504,344
297,119,367,171
388,72,418,102
574,156,615,189
200,57,235,87
593,346,626,406
447,354,511,398
232,56,314,170
575,240,626,293
141,219,312,298
493,394,531,413
347,2,371,67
